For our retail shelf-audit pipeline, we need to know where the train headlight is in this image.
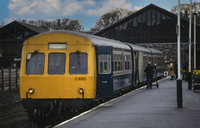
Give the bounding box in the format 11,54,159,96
78,88,84,94
28,88,35,94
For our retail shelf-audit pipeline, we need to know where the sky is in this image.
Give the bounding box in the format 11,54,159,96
0,0,200,31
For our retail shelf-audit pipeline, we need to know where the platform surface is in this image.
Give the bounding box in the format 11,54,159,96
55,77,200,128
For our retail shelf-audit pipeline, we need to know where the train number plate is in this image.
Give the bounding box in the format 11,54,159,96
75,77,86,81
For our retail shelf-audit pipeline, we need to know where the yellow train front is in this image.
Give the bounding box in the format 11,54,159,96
20,31,100,117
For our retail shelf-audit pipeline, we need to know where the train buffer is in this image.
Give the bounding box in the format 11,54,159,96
55,77,200,128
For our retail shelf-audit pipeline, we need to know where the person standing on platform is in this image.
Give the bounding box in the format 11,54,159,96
168,61,174,80
144,62,155,89
182,60,188,80
173,60,177,79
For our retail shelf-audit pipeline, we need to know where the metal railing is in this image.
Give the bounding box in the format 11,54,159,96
0,68,19,91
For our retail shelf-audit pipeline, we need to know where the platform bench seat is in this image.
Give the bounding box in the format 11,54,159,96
193,83,200,92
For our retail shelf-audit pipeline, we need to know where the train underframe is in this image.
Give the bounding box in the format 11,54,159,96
23,98,96,126
22,86,134,126
23,75,163,126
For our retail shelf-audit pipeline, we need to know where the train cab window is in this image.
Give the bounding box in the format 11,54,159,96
98,54,111,74
48,53,66,74
69,52,88,74
26,53,45,74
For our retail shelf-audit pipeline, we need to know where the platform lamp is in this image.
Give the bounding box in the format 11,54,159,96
188,0,192,90
177,0,183,108
182,4,190,18
182,1,192,90
194,12,196,69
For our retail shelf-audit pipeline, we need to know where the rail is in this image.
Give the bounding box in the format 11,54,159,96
0,68,20,91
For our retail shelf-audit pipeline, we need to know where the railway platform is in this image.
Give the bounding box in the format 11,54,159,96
55,77,200,128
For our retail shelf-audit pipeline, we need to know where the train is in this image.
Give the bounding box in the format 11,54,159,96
20,30,164,123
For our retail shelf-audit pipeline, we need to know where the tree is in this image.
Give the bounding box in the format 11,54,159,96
171,2,200,24
68,20,82,31
19,18,84,31
0,22,4,28
91,8,133,31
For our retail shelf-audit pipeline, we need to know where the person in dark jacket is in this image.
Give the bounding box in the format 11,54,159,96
144,62,156,89
173,60,177,79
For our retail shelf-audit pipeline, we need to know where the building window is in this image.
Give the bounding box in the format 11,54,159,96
161,13,166,21
143,12,147,22
115,26,119,30
147,9,151,26
48,53,66,74
124,22,128,30
119,24,123,31
157,12,161,25
128,19,132,27
138,14,142,23
152,9,156,25
133,17,137,27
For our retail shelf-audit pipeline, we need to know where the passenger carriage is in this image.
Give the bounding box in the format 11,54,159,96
20,30,163,123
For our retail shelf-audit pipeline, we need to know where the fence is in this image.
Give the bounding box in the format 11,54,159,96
0,68,20,91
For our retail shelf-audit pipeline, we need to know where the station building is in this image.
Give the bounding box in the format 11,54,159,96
0,21,48,67
95,4,200,69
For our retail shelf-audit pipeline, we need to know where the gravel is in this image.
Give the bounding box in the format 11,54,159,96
0,88,35,128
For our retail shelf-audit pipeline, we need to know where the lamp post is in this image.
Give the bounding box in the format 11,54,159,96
182,4,190,18
177,0,183,108
188,0,192,90
194,13,196,69
183,1,193,90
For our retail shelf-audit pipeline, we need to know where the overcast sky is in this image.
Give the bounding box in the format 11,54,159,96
0,0,199,30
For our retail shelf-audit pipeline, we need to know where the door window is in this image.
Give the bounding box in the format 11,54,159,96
98,54,111,74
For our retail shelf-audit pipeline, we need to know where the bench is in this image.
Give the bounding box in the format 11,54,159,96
193,83,200,92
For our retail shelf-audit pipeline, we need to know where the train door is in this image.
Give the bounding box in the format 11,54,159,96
138,52,144,83
96,46,113,98
134,52,138,84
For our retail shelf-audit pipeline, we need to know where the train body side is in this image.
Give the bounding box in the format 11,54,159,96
127,43,164,85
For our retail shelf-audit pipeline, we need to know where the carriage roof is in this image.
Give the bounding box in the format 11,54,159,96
126,43,151,53
37,30,131,50
33,30,163,55
148,48,163,55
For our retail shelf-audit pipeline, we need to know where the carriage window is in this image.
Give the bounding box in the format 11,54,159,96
113,54,117,72
69,52,88,74
98,54,111,74
26,53,45,74
125,55,132,70
48,53,66,74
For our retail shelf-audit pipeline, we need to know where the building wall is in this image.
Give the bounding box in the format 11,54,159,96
95,7,200,69
97,8,200,43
